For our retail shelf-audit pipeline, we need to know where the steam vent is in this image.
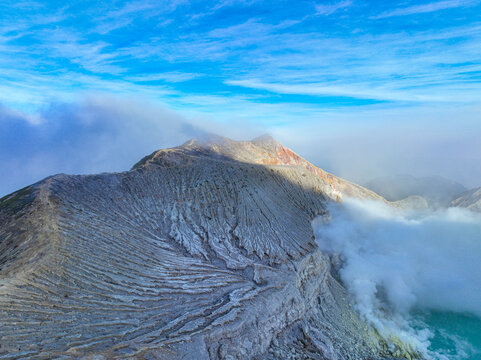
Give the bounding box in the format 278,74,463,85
0,135,418,359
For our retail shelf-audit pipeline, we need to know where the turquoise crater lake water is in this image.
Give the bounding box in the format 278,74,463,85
415,311,481,360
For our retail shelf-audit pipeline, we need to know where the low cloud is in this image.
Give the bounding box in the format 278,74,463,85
0,96,204,196
273,105,481,189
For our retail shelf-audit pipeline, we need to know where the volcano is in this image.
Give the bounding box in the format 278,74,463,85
0,135,417,359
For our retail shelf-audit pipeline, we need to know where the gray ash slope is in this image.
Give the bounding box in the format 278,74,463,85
451,186,481,212
0,135,418,359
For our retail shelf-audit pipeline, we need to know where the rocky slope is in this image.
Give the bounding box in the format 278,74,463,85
0,135,418,359
450,186,481,212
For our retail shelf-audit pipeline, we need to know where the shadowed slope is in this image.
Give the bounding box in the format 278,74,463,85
0,136,418,359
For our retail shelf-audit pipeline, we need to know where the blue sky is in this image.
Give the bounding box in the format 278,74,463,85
1,0,481,195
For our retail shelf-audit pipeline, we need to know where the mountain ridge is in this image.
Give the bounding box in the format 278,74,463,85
133,134,385,203
0,135,419,359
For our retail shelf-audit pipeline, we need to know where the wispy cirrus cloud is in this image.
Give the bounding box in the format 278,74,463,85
226,79,463,102
215,19,481,102
1,0,481,191
315,0,352,16
1,2,481,110
2,0,480,108
211,0,260,11
373,0,480,19
126,71,204,83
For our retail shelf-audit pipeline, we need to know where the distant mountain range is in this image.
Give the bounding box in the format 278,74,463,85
364,174,468,208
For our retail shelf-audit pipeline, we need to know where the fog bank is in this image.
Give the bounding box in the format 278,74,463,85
275,105,481,189
0,96,204,197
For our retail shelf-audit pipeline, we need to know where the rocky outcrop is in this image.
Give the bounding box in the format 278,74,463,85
0,135,418,359
391,195,429,210
451,187,481,212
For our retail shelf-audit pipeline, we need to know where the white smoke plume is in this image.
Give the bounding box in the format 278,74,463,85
313,198,481,358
